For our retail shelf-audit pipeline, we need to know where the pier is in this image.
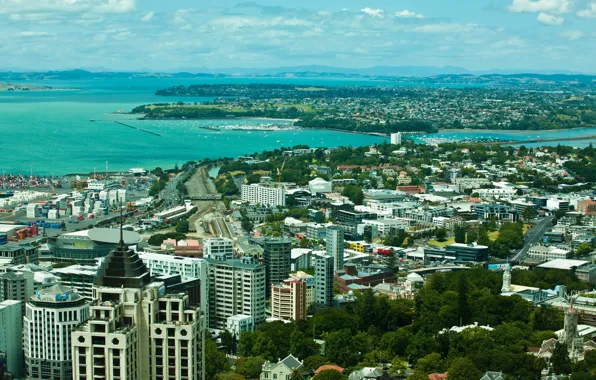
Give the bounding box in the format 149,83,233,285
113,121,161,137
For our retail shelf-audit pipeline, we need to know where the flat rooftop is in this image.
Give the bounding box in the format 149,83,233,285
537,259,589,270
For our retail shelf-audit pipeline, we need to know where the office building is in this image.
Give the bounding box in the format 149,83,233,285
0,271,34,315
203,237,234,260
226,315,255,338
205,256,266,330
24,284,89,380
308,178,332,195
423,243,489,262
326,226,345,273
0,244,39,265
241,183,286,207
253,238,292,297
390,132,402,145
71,233,205,380
471,203,519,221
271,280,307,321
0,300,23,378
53,265,98,299
315,255,334,309
527,245,571,262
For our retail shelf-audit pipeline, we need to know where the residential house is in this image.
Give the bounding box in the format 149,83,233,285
260,355,304,380
348,368,384,380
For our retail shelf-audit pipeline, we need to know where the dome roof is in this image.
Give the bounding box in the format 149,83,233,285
407,272,424,282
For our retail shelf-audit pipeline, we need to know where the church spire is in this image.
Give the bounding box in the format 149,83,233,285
118,202,125,251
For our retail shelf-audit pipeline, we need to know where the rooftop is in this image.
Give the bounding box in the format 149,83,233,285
537,259,588,270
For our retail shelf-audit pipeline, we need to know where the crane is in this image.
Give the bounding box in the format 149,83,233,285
277,159,287,183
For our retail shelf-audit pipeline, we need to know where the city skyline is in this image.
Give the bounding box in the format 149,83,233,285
1,0,595,72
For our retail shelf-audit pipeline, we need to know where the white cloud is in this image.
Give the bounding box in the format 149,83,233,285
141,11,154,22
537,12,564,25
508,0,571,14
491,36,527,48
560,29,584,40
0,0,135,15
414,23,479,33
18,31,53,37
395,10,425,19
577,2,596,18
361,7,384,18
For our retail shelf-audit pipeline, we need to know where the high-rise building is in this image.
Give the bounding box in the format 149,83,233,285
203,238,234,260
71,233,205,380
0,271,35,315
241,183,286,207
0,300,23,378
205,256,266,329
390,132,402,145
325,226,345,273
271,280,307,321
53,265,98,299
24,284,89,380
253,238,292,297
315,255,334,309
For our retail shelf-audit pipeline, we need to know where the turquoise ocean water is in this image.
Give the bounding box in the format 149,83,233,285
1,77,593,175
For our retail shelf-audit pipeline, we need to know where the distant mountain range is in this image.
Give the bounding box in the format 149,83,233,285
0,67,594,83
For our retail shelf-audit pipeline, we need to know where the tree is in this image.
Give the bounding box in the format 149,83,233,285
551,341,572,375
435,228,447,242
303,355,329,375
312,370,346,380
324,329,360,367
385,251,398,274
477,227,491,246
236,357,266,379
447,357,482,380
220,330,235,354
454,224,467,244
342,185,364,205
415,353,444,374
175,219,190,234
389,357,409,377
466,229,478,244
575,243,592,257
407,373,429,380
205,338,230,380
215,373,245,380
290,369,303,380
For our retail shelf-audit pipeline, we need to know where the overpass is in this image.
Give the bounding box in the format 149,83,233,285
408,266,470,276
189,195,222,201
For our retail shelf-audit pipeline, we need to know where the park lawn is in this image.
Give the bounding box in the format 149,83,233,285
489,231,499,241
428,237,455,247
523,224,531,234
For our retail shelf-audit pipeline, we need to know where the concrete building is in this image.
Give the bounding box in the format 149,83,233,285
315,255,334,309
527,245,571,262
326,226,345,273
204,256,266,329
577,199,596,216
53,265,98,299
289,272,315,309
271,280,307,321
24,284,89,380
471,203,519,221
241,183,286,207
0,244,39,265
203,237,234,260
71,235,205,380
226,315,255,338
0,271,34,315
0,300,23,378
361,218,410,235
48,228,141,264
390,132,402,145
424,243,489,262
253,238,292,297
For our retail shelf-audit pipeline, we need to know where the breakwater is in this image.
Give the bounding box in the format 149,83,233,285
114,121,161,137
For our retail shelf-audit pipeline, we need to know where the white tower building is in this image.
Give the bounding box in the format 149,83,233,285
23,285,89,380
501,266,512,293
390,132,402,145
326,226,345,273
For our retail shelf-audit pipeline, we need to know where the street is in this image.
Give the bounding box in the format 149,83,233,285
510,215,555,263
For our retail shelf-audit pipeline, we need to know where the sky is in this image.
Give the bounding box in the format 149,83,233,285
1,0,595,73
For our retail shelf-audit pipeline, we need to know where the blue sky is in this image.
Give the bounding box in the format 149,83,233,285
1,0,595,72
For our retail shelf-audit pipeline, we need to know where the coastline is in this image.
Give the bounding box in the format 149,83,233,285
439,126,596,134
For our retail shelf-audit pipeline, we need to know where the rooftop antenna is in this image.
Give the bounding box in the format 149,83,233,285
118,201,125,250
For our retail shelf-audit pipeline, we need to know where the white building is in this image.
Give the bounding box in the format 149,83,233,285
390,132,402,145
308,178,332,195
24,284,89,380
205,256,266,329
203,237,234,260
0,300,23,378
53,265,99,299
71,239,205,380
454,177,491,192
527,245,571,262
241,183,286,207
326,226,345,273
226,314,255,338
362,218,410,235
476,187,516,198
